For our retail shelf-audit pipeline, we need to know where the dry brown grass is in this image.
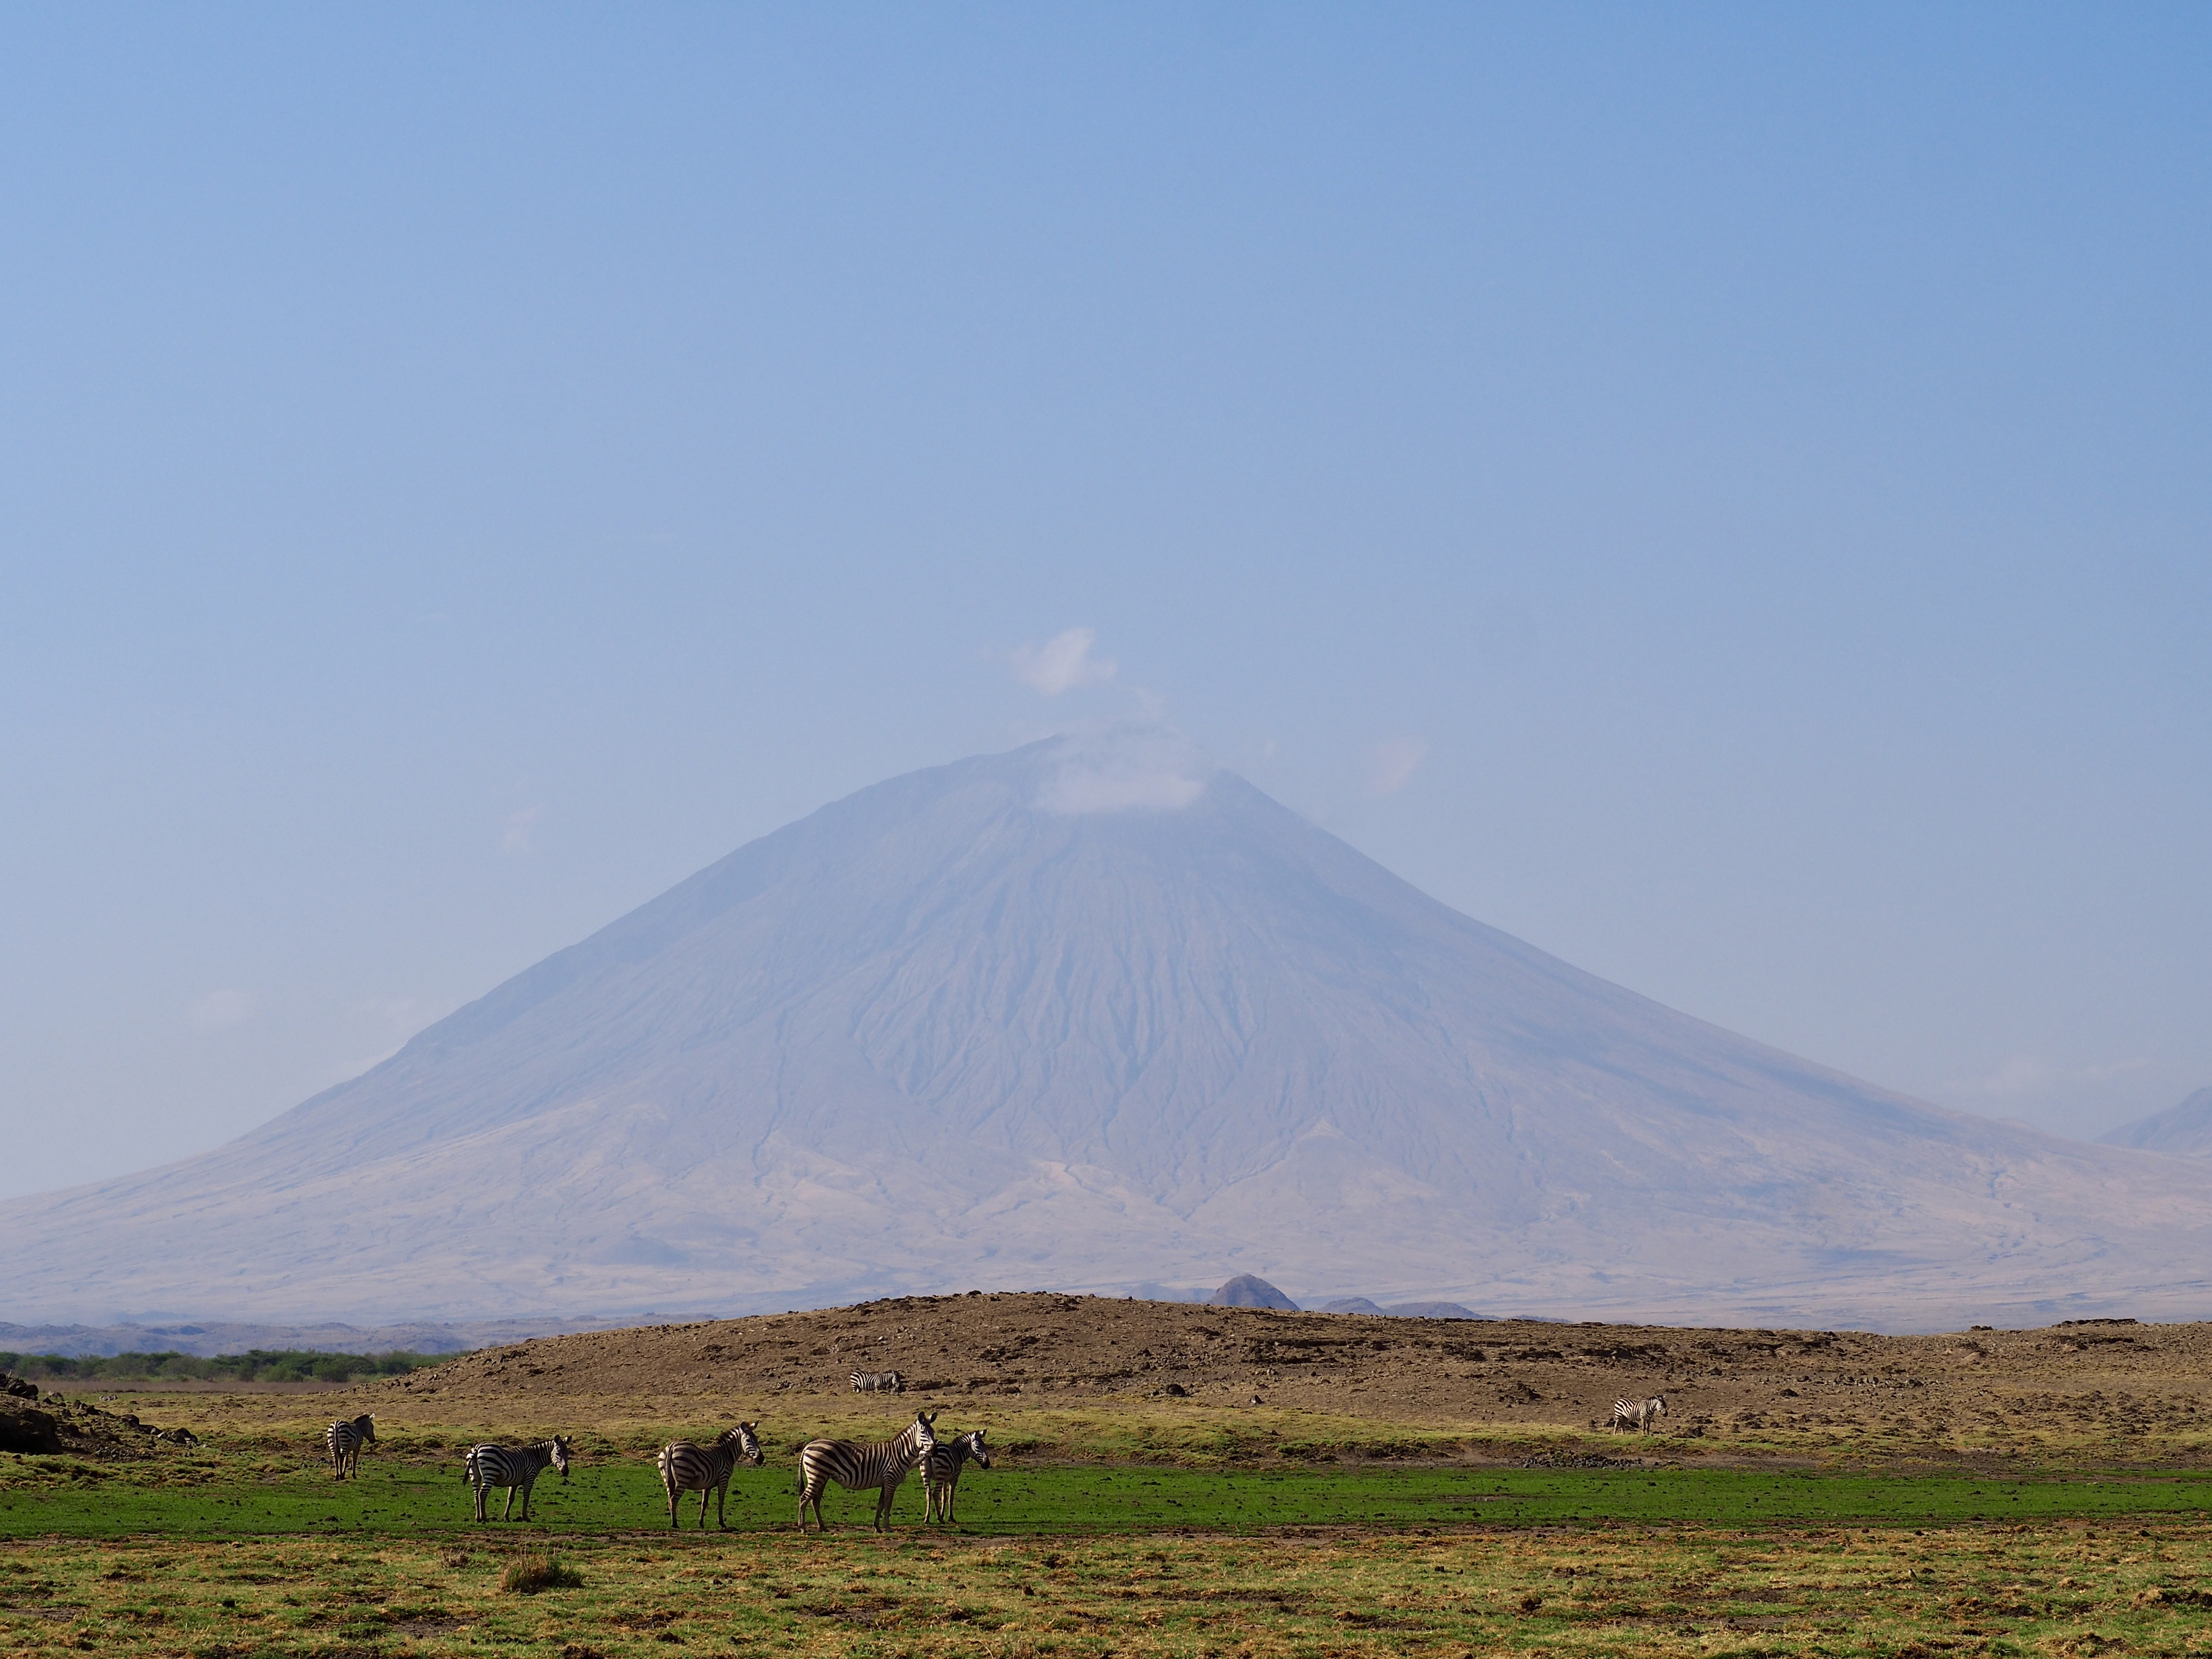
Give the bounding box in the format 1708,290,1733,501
83,1297,2212,1475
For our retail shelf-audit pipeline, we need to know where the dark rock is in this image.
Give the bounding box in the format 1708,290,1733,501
1207,1274,1298,1311
0,1402,62,1455
1157,1382,1188,1397
1,1374,39,1400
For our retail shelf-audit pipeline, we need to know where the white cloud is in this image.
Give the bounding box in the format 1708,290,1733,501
1009,627,1118,697
502,805,542,854
185,989,256,1032
1362,736,1429,796
1036,726,1212,815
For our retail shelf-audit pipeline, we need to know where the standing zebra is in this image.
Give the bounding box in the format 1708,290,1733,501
464,1435,573,1521
324,1414,376,1479
920,1428,991,1524
797,1409,936,1533
849,1370,903,1394
1610,1394,1667,1433
657,1423,763,1530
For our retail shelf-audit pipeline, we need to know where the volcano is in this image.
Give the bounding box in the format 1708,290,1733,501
5,734,2207,1330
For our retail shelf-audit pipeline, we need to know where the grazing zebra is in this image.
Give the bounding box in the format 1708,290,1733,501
657,1423,763,1530
1610,1394,1667,1433
324,1414,376,1479
921,1428,991,1524
464,1436,573,1522
797,1409,936,1533
849,1369,903,1394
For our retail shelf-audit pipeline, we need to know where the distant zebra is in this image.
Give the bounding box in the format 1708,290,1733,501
921,1428,991,1524
850,1370,903,1394
797,1409,936,1532
1611,1394,1667,1433
325,1414,376,1478
464,1436,573,1522
657,1423,763,1530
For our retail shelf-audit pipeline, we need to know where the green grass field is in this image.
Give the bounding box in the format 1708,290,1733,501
8,1455,2212,1539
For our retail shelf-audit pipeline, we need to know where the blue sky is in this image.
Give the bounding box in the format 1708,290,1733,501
2,4,2207,1200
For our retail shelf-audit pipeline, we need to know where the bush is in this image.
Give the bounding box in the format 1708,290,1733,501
501,1552,584,1594
0,1349,457,1385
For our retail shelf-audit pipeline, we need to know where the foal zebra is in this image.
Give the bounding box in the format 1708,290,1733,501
849,1370,902,1393
464,1436,573,1521
797,1409,936,1532
1611,1394,1667,1433
657,1423,763,1530
324,1414,376,1479
921,1428,991,1524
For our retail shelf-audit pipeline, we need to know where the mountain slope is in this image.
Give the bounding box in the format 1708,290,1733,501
4,735,2207,1330
2099,1087,2212,1157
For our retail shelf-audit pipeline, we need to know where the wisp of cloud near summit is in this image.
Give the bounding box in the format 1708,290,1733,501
1009,627,1118,697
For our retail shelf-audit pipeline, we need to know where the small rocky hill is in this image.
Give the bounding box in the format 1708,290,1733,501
321,1293,2212,1466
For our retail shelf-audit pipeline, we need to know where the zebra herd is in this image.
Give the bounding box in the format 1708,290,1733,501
322,1408,987,1531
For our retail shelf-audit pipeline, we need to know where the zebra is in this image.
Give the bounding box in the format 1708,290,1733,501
797,1409,936,1532
464,1435,573,1522
324,1414,375,1478
850,1369,903,1394
921,1428,991,1524
657,1423,763,1530
1610,1394,1667,1433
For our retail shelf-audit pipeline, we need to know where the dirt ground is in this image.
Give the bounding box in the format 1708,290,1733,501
149,1294,2200,1470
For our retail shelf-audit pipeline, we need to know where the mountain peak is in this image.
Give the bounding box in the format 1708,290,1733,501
4,743,2209,1331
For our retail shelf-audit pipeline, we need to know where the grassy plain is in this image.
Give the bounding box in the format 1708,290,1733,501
5,1518,2212,1658
9,1301,2212,1654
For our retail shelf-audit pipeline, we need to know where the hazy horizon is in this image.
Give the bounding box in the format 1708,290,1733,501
3,5,2208,1202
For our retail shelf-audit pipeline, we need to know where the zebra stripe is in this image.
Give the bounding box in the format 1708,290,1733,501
921,1429,991,1524
324,1414,376,1479
849,1370,903,1393
464,1436,573,1522
657,1423,763,1530
797,1410,936,1533
1610,1394,1667,1433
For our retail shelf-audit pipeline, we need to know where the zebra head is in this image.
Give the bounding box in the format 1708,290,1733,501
724,1422,765,1466
910,1410,938,1456
963,1429,992,1469
550,1434,573,1479
356,1414,377,1442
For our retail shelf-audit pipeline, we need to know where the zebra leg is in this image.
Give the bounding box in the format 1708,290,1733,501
664,1475,680,1529
716,1477,730,1530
